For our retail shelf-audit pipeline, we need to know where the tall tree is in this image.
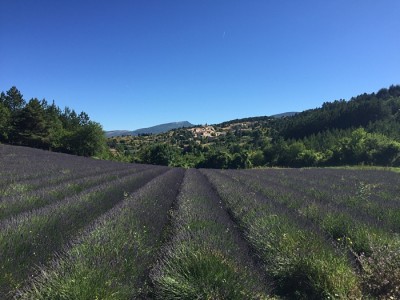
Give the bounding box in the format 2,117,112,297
140,143,174,166
68,121,107,157
13,98,48,147
4,86,25,112
0,101,11,141
45,101,64,150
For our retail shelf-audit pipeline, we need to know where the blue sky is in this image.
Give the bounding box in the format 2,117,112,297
1,1,399,131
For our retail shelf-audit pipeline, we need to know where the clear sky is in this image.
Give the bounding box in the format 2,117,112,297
1,1,399,131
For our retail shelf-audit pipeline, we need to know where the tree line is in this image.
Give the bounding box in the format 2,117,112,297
2,84,399,168
0,86,107,157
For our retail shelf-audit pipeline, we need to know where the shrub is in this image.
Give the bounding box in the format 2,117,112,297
357,238,400,299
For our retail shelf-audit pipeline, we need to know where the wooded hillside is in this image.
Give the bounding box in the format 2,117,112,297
109,85,400,168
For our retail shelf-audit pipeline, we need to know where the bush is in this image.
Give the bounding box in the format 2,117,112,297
357,239,400,299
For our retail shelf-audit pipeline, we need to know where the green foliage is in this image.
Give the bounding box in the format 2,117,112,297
197,151,231,169
329,128,400,166
0,101,11,140
249,150,265,167
13,98,48,148
0,86,108,158
139,143,176,166
278,86,400,140
3,86,25,112
67,121,107,157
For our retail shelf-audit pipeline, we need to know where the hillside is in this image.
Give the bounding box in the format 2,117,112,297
108,85,400,168
106,121,194,137
1,144,400,299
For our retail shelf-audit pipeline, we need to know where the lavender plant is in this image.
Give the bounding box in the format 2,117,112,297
16,169,184,299
229,168,400,298
0,167,167,296
357,237,400,299
202,169,361,299
0,167,149,220
151,169,270,299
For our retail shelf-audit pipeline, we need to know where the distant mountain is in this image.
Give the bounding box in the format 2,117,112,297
270,112,298,118
132,121,194,136
105,130,133,137
106,121,193,137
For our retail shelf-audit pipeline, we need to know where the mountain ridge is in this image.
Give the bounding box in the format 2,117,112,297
106,121,194,138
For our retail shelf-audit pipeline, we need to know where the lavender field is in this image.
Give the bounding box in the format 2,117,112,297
1,144,400,299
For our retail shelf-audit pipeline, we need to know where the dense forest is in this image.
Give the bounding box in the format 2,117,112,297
109,85,400,168
0,86,107,157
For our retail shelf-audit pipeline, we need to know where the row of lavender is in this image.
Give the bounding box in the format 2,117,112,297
17,169,269,299
2,144,400,298
0,145,170,298
1,146,274,299
0,144,152,195
214,168,400,298
18,166,400,299
202,169,361,299
16,169,185,299
150,169,269,299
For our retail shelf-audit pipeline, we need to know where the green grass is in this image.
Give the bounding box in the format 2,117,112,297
153,246,264,300
0,183,29,196
328,165,400,173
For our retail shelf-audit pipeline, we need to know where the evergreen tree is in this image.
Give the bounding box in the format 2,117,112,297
4,86,25,112
45,101,65,150
13,98,48,148
0,86,108,157
0,101,11,141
